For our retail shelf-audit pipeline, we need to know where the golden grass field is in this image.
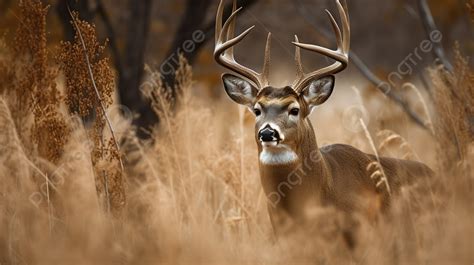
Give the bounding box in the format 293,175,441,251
0,1,473,264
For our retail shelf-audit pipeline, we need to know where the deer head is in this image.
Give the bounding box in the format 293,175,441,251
215,0,350,165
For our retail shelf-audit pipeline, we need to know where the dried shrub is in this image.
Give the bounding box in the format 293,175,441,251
429,44,473,171
33,109,70,163
1,0,70,163
57,13,124,215
57,13,114,118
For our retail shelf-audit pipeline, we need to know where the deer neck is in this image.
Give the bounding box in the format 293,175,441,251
258,118,327,215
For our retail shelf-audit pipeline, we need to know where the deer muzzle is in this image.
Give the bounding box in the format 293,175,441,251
258,124,281,145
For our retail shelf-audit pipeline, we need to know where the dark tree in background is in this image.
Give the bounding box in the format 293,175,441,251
56,0,154,137
118,0,154,136
56,0,259,138
160,0,213,91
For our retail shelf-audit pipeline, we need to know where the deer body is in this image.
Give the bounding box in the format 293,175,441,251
252,87,432,231
214,0,433,235
259,132,433,227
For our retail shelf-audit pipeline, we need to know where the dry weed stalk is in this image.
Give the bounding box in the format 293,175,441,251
429,44,473,171
57,11,125,215
377,129,420,161
141,56,195,224
402,82,434,134
141,64,179,219
359,119,392,195
0,97,31,191
139,56,266,236
0,1,71,234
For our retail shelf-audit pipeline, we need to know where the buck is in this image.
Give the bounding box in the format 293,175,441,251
214,0,433,236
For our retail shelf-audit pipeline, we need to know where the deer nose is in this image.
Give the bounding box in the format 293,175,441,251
258,125,280,142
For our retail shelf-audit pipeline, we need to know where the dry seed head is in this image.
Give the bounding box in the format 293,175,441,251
4,0,70,163
57,12,114,118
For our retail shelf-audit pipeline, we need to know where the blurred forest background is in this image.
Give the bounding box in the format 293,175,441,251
0,0,472,135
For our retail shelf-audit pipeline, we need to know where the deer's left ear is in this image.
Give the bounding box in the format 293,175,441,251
300,75,335,111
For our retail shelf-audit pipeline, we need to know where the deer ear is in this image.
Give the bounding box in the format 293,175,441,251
300,75,335,111
222,73,258,107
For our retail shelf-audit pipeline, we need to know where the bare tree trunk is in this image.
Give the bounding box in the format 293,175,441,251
417,0,453,72
160,0,213,91
118,0,154,138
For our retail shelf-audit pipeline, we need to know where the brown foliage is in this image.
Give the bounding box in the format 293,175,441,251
429,44,474,170
57,13,114,119
0,0,124,218
57,12,124,215
0,0,70,163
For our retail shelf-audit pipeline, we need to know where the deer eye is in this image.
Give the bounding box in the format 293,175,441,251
289,108,300,116
254,108,261,116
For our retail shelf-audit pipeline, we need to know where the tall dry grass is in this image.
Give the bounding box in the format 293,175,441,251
0,1,473,264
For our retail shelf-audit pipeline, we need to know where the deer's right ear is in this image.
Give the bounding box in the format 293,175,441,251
222,73,258,107
300,75,335,113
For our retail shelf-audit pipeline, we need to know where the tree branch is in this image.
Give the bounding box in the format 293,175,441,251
118,0,155,138
417,0,453,72
293,0,430,131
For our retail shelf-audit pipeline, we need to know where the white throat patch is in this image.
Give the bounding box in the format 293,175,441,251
259,147,298,165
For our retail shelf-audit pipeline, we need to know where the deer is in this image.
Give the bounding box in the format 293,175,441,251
214,0,434,240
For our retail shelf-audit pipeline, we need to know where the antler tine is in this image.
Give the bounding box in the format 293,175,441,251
293,35,304,86
261,32,271,87
226,0,237,57
292,0,350,92
214,0,271,89
341,0,349,22
339,0,350,52
326,10,343,49
215,0,225,44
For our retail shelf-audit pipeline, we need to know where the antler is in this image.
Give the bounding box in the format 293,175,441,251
292,0,350,92
214,0,271,89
